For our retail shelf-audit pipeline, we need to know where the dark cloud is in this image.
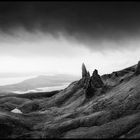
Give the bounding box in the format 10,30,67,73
0,2,140,49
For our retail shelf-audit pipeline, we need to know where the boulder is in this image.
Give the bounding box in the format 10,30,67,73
11,108,22,114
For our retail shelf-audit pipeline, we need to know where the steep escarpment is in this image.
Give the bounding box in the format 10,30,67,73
0,61,140,138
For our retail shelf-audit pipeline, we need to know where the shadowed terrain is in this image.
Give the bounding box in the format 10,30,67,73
0,62,140,138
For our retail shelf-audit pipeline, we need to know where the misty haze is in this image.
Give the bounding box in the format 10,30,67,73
1,1,140,139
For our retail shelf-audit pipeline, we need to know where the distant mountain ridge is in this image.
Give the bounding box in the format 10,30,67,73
0,74,80,94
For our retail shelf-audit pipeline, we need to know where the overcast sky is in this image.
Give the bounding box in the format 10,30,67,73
0,2,140,77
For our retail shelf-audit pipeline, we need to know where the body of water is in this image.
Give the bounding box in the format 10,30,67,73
12,83,70,94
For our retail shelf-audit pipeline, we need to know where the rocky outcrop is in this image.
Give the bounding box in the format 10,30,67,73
135,61,140,75
86,69,104,98
90,69,104,88
79,64,104,98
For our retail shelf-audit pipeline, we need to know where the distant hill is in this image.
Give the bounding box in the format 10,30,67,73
0,74,80,93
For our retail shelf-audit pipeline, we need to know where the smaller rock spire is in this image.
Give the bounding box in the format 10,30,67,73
85,69,104,98
92,69,98,77
91,69,104,88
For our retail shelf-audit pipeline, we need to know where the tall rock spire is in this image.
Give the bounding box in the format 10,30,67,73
78,63,90,89
82,63,88,78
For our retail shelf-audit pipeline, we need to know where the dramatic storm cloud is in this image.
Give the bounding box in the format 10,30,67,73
1,2,140,47
0,2,140,78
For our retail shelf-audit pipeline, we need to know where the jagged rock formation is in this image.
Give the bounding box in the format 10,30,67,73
81,63,104,98
91,69,104,88
0,62,140,138
81,65,104,98
86,69,104,98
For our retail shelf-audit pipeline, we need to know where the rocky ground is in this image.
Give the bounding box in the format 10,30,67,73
1,62,140,138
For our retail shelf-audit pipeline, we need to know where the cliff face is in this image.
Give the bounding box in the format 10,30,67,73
0,61,140,138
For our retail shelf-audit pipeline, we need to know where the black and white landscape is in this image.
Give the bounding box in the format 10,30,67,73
1,1,140,139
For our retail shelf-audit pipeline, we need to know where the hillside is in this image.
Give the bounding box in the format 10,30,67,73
0,62,140,138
